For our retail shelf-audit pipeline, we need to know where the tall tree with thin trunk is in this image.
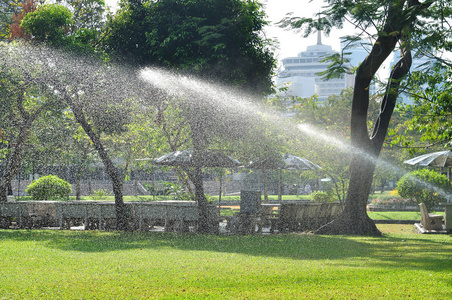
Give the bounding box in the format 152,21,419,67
0,56,62,202
1,44,155,229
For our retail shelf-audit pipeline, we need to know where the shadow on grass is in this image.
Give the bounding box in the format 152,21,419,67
1,229,451,274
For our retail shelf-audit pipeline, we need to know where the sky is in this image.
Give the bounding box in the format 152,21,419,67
259,0,351,60
103,0,354,65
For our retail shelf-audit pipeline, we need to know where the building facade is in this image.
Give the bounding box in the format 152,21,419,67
275,33,355,102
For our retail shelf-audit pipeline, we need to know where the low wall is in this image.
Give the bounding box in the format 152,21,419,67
278,202,344,232
0,201,218,232
367,204,445,212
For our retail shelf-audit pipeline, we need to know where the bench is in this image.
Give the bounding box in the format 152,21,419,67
419,203,443,231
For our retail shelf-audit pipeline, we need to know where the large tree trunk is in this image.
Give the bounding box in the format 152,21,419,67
66,96,127,230
317,153,382,235
316,1,415,235
192,164,210,233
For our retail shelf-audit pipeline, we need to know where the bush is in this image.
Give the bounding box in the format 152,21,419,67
26,175,72,200
164,182,194,201
91,189,111,200
397,169,451,211
311,191,332,202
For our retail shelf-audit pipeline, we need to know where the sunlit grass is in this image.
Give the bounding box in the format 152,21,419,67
0,225,450,299
368,211,422,220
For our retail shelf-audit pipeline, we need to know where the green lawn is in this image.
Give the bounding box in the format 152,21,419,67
368,211,422,220
0,226,451,299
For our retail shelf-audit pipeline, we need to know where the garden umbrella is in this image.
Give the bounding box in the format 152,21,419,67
248,154,321,202
153,149,242,168
404,150,452,203
403,150,452,168
152,149,242,207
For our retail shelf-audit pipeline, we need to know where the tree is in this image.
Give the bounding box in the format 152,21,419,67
62,0,106,32
0,0,26,40
0,52,63,202
1,43,155,229
6,0,142,228
20,2,105,52
20,3,73,45
103,0,276,95
8,0,36,40
392,65,452,151
280,0,452,235
143,70,267,232
104,0,276,232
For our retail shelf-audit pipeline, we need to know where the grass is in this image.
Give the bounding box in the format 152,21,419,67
367,211,422,220
0,226,451,299
368,190,401,200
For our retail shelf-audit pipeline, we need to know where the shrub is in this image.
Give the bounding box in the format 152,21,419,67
91,189,111,200
311,191,332,202
165,182,194,201
397,169,451,211
26,175,72,200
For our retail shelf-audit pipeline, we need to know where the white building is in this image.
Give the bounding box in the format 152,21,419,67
276,32,355,102
342,38,377,95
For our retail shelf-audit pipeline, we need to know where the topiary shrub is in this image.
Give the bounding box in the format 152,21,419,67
397,169,451,211
26,175,72,200
311,191,332,203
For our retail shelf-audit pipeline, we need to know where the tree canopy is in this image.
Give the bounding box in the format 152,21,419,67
103,0,276,95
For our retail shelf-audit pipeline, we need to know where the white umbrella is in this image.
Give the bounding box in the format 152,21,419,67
153,149,242,168
152,149,242,208
248,154,321,170
404,150,452,168
248,154,321,202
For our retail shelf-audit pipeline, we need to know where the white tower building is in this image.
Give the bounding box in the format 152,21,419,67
276,32,354,101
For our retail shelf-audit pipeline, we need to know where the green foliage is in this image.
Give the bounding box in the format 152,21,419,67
21,4,73,45
103,0,276,95
311,191,332,203
397,169,451,211
267,89,366,203
90,104,132,135
91,189,111,199
25,175,72,200
164,182,195,201
18,2,106,53
0,0,23,40
65,0,106,31
392,65,452,151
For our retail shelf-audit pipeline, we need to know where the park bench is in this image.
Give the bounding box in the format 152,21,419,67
419,203,443,231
